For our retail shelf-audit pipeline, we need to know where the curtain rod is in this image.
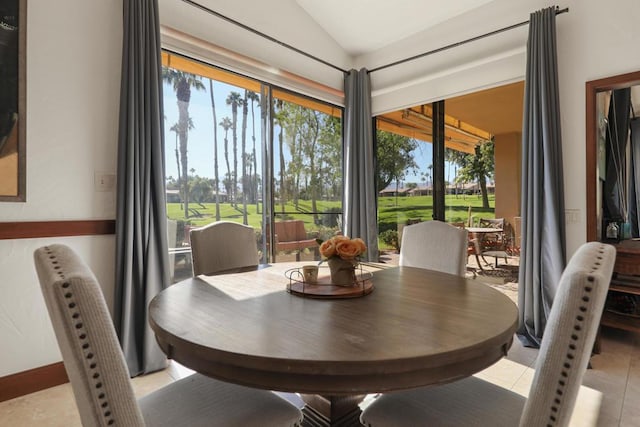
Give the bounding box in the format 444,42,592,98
178,1,567,77
179,0,349,74
368,6,569,74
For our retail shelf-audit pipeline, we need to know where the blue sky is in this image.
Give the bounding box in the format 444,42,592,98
162,79,255,182
162,78,449,188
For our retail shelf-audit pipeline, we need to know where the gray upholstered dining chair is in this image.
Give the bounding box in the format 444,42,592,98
361,241,616,427
190,220,259,276
399,220,468,276
34,244,303,427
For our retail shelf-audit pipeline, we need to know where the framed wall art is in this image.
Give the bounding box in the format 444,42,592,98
0,0,26,201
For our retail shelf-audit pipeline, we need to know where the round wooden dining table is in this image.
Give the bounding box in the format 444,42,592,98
149,263,517,426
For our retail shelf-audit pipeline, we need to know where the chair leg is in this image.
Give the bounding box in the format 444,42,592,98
466,266,477,278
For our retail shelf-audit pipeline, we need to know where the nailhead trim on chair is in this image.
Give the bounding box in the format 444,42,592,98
43,246,114,426
545,245,606,427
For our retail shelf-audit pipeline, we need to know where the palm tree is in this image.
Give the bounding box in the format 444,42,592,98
220,117,233,205
246,91,260,211
240,90,249,224
226,91,243,207
169,123,181,191
246,152,255,201
306,111,321,224
446,148,468,198
162,68,205,218
208,79,220,221
274,100,287,212
170,118,194,211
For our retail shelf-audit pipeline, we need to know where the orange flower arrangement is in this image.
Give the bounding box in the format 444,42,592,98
318,235,367,261
316,234,367,285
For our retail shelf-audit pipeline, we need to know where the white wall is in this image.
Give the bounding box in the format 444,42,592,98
0,0,121,376
363,0,533,114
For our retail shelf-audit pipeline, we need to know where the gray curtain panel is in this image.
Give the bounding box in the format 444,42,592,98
517,7,566,347
114,0,170,375
343,68,379,262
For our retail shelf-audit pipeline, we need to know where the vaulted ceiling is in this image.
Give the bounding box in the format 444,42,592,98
294,0,496,56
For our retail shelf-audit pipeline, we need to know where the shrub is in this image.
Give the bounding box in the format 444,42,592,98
379,229,399,252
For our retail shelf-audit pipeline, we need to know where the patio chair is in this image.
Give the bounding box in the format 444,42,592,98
478,217,509,267
190,221,259,276
271,220,319,261
33,244,303,427
399,220,468,277
360,241,616,427
450,221,482,276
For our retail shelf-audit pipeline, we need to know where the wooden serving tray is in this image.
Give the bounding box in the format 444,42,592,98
286,271,374,299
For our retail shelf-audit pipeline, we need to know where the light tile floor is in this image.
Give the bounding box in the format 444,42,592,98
2,254,639,426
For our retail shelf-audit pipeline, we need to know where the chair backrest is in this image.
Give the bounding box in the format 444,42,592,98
519,242,616,427
274,220,308,242
478,218,506,251
478,217,505,229
34,244,145,427
399,220,468,276
190,221,259,276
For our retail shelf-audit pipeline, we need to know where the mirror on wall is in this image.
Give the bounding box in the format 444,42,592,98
0,0,25,201
587,71,640,242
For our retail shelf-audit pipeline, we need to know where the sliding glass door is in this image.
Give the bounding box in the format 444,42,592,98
161,52,342,280
269,89,343,262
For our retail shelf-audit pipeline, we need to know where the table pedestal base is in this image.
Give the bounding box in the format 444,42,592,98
301,394,365,427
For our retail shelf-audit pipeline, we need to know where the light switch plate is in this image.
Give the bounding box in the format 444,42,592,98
95,172,116,192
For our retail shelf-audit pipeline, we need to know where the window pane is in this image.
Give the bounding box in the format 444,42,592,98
161,53,344,277
271,92,343,262
375,129,431,256
444,144,495,227
376,107,497,264
162,55,265,282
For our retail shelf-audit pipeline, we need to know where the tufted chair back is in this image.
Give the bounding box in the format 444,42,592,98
34,244,145,427
360,241,615,427
190,221,259,276
35,244,304,427
399,220,468,277
519,241,616,426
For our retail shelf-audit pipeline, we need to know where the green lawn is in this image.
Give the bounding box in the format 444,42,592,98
377,194,495,233
167,193,495,248
167,200,343,229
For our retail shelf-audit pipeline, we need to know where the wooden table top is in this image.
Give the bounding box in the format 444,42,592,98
149,263,517,395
